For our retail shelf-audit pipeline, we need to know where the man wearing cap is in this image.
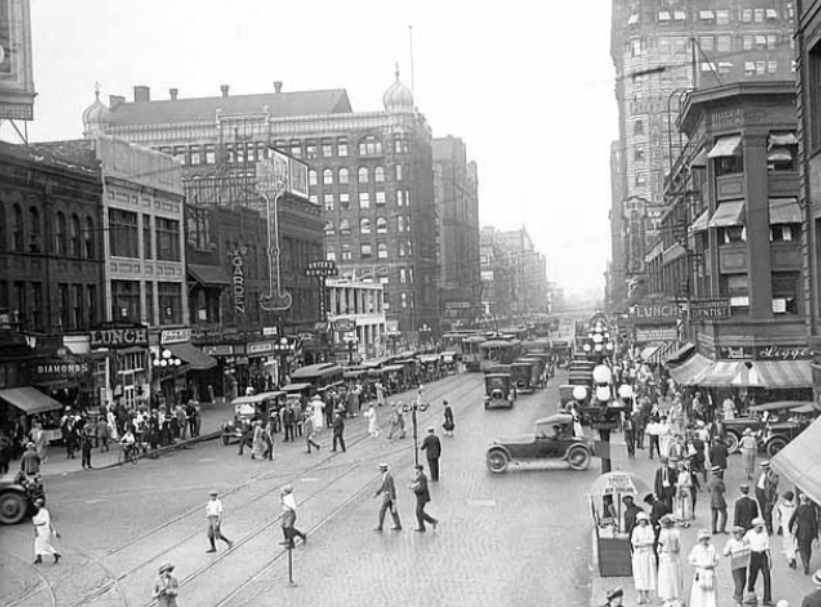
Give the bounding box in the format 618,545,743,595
800,570,821,607
745,517,773,605
420,427,442,482
153,563,179,607
723,525,751,605
734,484,760,532
373,463,402,531
755,461,779,535
709,466,728,535
409,464,438,532
205,490,233,553
790,493,819,575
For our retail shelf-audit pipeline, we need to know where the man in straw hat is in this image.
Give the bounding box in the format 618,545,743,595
756,460,779,535
205,490,233,553
373,463,402,531
600,587,623,607
745,517,773,606
153,563,179,607
799,570,821,607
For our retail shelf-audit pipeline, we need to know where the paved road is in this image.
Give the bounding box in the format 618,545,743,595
0,371,596,607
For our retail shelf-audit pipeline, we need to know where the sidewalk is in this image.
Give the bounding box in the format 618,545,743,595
588,429,817,607
2,399,230,480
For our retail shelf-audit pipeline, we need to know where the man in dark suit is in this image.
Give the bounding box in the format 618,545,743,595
420,427,442,482
708,437,729,471
734,483,759,531
709,466,728,534
373,463,401,531
653,456,677,511
790,494,820,575
622,495,643,539
331,411,346,452
410,464,438,532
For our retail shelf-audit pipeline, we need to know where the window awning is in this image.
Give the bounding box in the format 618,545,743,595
708,201,745,228
697,361,743,387
663,243,686,263
769,198,802,224
666,342,696,365
769,132,798,148
0,386,64,415
658,11,671,20
188,264,231,287
768,148,793,163
667,353,712,385
731,361,812,389
700,9,714,19
640,344,661,362
166,343,218,371
691,149,708,167
707,135,742,158
772,417,821,507
689,209,710,233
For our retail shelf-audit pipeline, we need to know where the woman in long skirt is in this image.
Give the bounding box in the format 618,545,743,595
739,428,757,480
631,512,657,604
657,514,683,603
777,491,798,568
251,421,266,460
688,529,719,607
32,498,61,564
675,461,693,527
364,405,380,438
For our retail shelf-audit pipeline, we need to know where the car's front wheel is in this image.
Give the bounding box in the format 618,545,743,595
486,449,509,474
725,432,740,454
566,445,591,471
766,436,787,457
0,491,28,525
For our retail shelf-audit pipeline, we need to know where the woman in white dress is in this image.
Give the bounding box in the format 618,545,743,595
674,461,693,527
310,395,325,430
364,405,380,438
631,512,657,604
688,529,719,607
776,491,798,568
657,514,683,603
32,498,61,564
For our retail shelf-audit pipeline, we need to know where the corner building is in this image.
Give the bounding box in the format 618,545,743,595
87,73,437,341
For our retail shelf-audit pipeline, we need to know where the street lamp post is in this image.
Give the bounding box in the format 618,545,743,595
401,385,429,467
152,349,183,408
346,336,358,365
272,338,293,387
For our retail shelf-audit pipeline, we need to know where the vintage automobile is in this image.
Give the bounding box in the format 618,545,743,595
760,403,817,457
221,391,284,445
0,473,45,525
484,373,516,409
723,401,813,453
511,361,534,393
485,413,593,473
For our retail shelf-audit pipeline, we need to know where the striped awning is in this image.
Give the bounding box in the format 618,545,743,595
698,361,743,387
732,361,812,389
648,342,677,364
640,344,661,362
668,353,712,385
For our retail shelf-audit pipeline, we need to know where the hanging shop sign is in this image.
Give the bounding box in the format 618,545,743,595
629,300,680,323
247,341,275,356
231,249,247,315
304,260,339,278
160,329,191,345
718,346,753,360
332,318,356,333
635,326,678,343
89,323,149,349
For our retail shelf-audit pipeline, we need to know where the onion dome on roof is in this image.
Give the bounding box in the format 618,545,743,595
382,66,413,114
82,87,111,138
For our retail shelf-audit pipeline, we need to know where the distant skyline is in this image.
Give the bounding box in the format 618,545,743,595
3,1,617,299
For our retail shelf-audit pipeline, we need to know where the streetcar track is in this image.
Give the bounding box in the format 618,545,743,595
0,548,59,607
52,375,479,607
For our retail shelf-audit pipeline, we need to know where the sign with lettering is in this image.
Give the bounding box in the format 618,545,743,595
629,300,680,323
754,345,812,361
304,260,338,278
718,346,753,360
688,298,732,320
89,324,149,349
30,360,89,382
247,341,275,356
231,249,246,315
333,318,356,333
636,326,678,343
160,328,191,345
201,344,234,357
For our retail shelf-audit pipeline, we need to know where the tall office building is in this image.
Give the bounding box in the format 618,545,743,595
608,0,796,310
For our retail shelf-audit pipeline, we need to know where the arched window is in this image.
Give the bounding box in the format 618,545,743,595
29,207,41,252
309,170,318,186
358,167,369,183
377,242,388,258
339,219,351,235
12,204,23,252
375,167,385,182
324,220,335,235
84,217,95,258
339,168,349,184
360,218,371,234
397,216,405,232
0,202,5,252
376,217,388,233
323,169,333,185
70,214,81,257
56,212,66,256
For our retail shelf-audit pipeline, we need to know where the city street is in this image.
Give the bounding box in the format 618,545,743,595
0,371,596,607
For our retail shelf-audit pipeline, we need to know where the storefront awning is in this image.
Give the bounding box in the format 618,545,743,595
648,342,677,364
769,198,802,225
731,361,812,389
691,149,708,167
640,344,661,362
769,132,798,148
707,134,742,159
167,343,217,371
0,386,64,415
768,148,794,163
667,353,712,385
708,201,745,228
188,264,231,287
772,417,821,506
666,342,696,365
689,210,710,234
698,361,743,387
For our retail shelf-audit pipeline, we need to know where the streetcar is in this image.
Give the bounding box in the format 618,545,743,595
289,362,344,393
478,339,523,372
462,334,488,372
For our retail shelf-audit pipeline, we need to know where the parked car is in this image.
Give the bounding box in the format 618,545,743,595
485,413,593,473
221,391,284,445
484,373,516,410
723,401,813,454
760,404,817,457
0,473,45,525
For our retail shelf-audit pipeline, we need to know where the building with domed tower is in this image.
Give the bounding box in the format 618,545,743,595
83,70,439,349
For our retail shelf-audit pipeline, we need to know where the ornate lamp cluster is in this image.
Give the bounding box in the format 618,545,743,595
152,349,182,369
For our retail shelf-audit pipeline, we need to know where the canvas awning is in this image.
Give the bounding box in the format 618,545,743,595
769,198,802,224
666,342,696,365
707,134,742,158
640,344,661,362
667,353,712,385
769,132,798,148
689,209,710,234
708,201,745,228
0,386,64,415
731,361,812,389
647,342,677,365
188,264,231,287
771,416,821,506
166,343,217,371
698,361,743,387
768,148,794,163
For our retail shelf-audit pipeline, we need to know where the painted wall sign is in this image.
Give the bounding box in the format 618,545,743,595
90,325,148,349
688,298,732,320
247,341,275,355
636,326,677,342
629,301,680,323
755,345,812,361
31,360,89,381
201,344,234,357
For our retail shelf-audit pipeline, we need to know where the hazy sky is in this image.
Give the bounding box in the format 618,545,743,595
11,0,618,299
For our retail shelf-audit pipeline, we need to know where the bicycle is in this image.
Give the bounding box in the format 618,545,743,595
118,442,139,465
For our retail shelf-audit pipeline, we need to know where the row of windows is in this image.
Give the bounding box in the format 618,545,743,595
313,190,411,210
0,281,98,332
108,209,181,262
111,280,183,326
326,240,415,261
656,7,783,25
308,165,405,186
325,216,412,236
630,32,791,58
0,202,97,258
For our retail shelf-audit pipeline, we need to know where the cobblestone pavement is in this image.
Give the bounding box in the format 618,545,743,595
0,371,596,607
